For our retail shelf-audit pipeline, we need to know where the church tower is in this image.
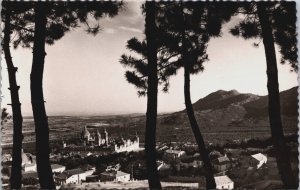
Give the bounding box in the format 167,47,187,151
104,128,109,145
81,126,90,146
96,130,101,146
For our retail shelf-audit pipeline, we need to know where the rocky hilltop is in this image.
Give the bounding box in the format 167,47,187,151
159,86,298,130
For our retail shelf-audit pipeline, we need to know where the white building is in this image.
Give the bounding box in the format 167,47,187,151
115,171,130,182
250,153,267,169
55,169,86,185
21,149,37,172
23,163,37,172
82,165,96,176
114,136,139,153
214,175,234,190
51,164,66,173
100,170,130,182
163,149,186,160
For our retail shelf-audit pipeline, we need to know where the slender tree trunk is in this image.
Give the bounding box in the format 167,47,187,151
180,3,216,189
183,62,216,189
145,2,162,190
31,2,55,189
3,7,23,189
257,3,297,188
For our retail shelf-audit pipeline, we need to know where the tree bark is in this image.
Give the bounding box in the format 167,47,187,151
257,2,297,188
184,67,216,189
145,2,162,190
3,7,23,189
31,2,55,189
180,4,216,189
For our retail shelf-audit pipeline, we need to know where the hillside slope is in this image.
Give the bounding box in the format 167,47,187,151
160,86,298,130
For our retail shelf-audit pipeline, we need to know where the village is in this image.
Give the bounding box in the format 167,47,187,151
2,124,297,189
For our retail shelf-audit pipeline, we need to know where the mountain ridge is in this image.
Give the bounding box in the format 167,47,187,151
160,86,298,129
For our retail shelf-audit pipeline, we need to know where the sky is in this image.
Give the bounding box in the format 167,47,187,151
1,1,298,116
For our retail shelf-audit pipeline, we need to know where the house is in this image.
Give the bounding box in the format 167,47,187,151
80,165,96,176
2,154,12,162
55,168,86,185
100,170,130,182
157,161,171,178
157,160,171,171
106,164,121,172
21,149,37,172
23,163,37,172
212,155,231,172
214,175,234,189
115,171,130,182
51,164,66,173
163,149,186,161
250,153,267,169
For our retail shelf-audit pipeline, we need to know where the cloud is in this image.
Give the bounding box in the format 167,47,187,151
118,26,143,34
103,28,116,34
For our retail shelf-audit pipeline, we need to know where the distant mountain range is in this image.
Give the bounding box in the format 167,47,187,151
159,86,298,129
192,86,298,117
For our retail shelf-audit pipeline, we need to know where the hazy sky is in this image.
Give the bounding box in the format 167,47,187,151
1,1,298,116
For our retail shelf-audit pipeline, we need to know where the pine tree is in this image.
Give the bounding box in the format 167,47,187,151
2,1,123,188
230,2,297,188
144,2,162,189
164,2,235,188
1,2,32,188
120,2,236,189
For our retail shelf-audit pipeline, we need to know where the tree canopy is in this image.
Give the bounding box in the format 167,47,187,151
1,1,123,49
230,1,297,71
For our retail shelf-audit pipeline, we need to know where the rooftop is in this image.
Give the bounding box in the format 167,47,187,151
214,175,234,186
218,156,230,163
51,164,65,170
213,156,230,165
165,149,185,154
56,168,85,180
251,153,267,162
101,170,130,177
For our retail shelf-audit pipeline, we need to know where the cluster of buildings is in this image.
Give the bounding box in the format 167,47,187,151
63,125,140,153
81,126,109,147
1,124,270,189
158,146,268,190
55,165,96,185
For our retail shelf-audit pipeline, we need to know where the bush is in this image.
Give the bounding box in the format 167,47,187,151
22,177,39,186
1,167,9,176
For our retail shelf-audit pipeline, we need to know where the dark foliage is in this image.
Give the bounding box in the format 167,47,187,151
2,1,123,189
230,2,298,188
230,1,297,71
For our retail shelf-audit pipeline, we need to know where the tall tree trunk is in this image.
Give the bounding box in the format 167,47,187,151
145,2,162,190
183,63,216,189
257,3,297,188
180,3,216,188
31,2,55,189
3,7,23,189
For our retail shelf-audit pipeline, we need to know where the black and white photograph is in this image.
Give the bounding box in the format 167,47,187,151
0,1,298,189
